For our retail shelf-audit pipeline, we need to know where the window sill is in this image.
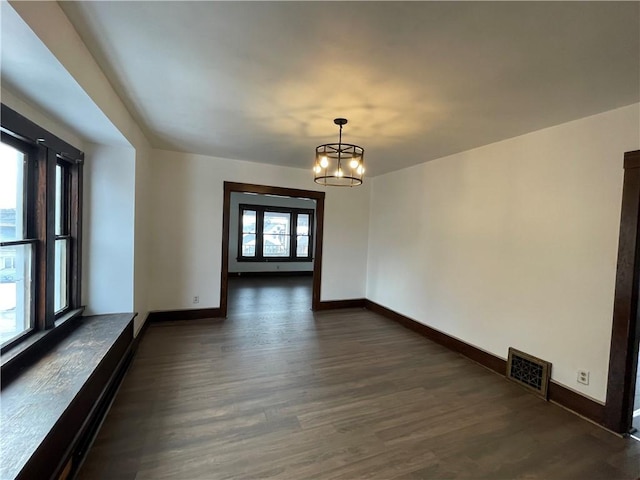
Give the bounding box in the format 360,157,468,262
1,307,84,383
0,312,135,480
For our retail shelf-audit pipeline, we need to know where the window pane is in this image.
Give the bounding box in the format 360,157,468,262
54,238,68,312
264,234,290,257
264,211,290,234
0,244,32,345
263,211,290,257
55,165,63,236
242,233,256,257
0,142,26,242
296,236,309,257
242,210,256,234
296,214,311,257
297,214,309,235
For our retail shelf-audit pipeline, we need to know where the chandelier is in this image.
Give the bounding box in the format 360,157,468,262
314,118,365,186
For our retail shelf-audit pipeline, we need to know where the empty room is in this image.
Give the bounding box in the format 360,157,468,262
1,1,639,479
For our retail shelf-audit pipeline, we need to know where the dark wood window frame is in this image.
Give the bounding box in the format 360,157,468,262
55,160,73,314
0,104,84,366
237,203,314,262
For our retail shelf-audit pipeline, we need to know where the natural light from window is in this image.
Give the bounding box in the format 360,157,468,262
263,211,290,257
0,141,31,345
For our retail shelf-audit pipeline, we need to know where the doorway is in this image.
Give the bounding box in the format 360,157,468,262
227,190,316,315
604,150,640,435
219,182,325,317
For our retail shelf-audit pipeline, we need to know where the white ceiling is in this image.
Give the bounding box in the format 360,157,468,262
14,2,640,175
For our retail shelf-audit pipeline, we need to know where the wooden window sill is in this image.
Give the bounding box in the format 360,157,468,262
0,313,135,479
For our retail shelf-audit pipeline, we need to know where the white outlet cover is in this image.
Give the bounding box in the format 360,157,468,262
577,370,589,385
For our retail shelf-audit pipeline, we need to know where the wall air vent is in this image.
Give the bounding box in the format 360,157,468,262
506,347,551,399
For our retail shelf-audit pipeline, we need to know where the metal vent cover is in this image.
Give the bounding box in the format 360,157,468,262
506,347,551,399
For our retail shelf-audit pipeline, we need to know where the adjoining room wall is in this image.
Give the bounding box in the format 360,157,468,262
229,192,316,273
366,103,640,403
148,151,370,311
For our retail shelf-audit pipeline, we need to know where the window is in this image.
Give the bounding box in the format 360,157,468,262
0,139,33,346
263,210,291,257
238,204,314,262
0,105,83,351
55,163,71,313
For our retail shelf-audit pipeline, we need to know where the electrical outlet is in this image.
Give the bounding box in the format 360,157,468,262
577,370,589,385
193,296,199,304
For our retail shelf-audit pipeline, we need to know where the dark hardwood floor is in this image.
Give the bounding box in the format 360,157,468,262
227,276,313,315
78,278,639,479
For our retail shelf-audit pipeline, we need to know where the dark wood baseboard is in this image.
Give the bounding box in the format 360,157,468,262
365,300,505,375
364,299,605,426
228,271,313,278
132,313,151,351
548,381,604,424
315,299,367,311
147,307,224,322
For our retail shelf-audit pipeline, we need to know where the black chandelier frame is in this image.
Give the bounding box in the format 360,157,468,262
314,118,365,187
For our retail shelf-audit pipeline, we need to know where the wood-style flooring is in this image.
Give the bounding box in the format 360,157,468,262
226,276,313,315
78,278,640,479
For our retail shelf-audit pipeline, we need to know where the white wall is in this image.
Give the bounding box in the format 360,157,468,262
367,103,640,403
229,192,316,273
82,144,135,315
148,150,370,311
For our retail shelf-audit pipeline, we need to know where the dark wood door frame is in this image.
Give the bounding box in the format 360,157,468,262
220,181,326,317
604,150,640,434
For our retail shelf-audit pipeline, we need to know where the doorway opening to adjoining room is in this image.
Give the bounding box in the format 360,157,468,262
604,150,640,437
220,182,325,317
227,192,316,315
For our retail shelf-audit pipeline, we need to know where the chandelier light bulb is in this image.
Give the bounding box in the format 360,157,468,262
336,168,344,177
313,165,321,173
320,156,329,168
357,165,364,175
349,158,359,169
